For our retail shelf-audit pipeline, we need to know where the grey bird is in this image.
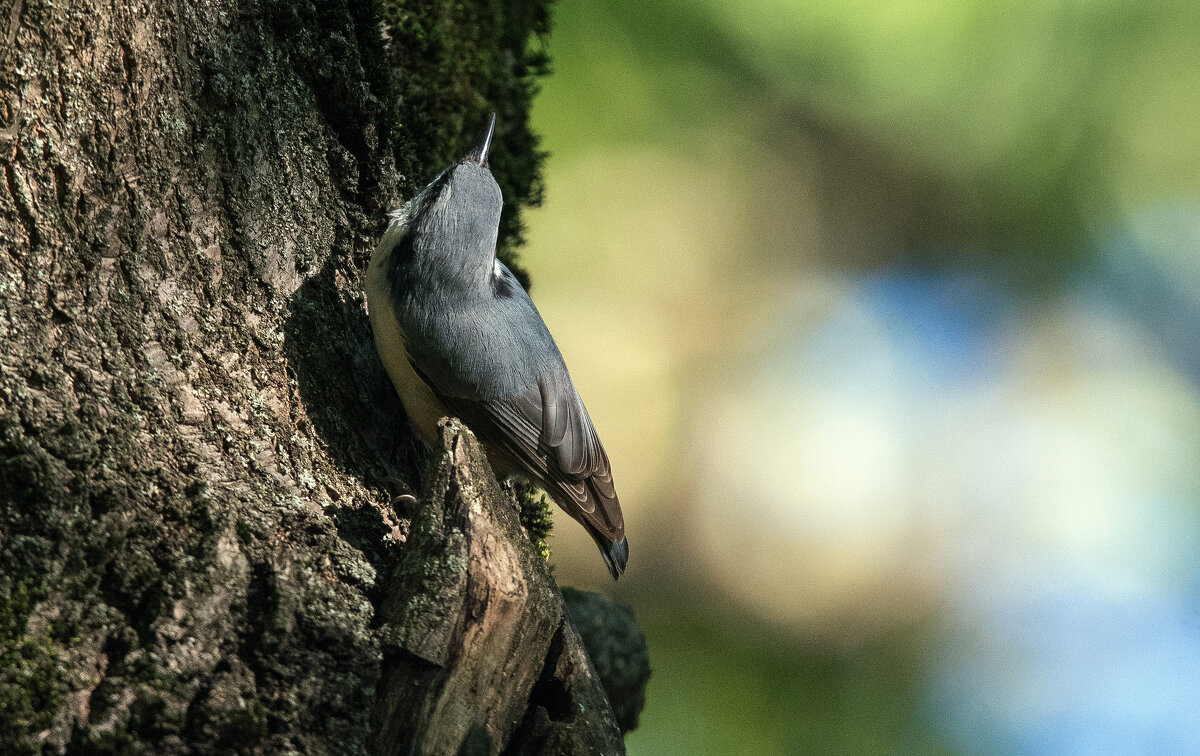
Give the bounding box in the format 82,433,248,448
365,114,628,579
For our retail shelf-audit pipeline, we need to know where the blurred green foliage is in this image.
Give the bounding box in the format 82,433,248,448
526,0,1200,753
625,594,951,756
536,0,1200,273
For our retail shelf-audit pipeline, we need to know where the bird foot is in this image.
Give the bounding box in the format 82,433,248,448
391,493,418,508
381,476,418,512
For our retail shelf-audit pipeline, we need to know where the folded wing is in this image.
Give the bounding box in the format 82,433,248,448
432,365,626,550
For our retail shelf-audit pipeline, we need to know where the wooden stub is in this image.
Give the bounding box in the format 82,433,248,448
371,419,624,755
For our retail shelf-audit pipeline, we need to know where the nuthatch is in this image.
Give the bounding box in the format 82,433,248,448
365,114,628,579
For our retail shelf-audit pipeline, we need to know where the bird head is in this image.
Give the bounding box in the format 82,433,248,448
414,113,502,252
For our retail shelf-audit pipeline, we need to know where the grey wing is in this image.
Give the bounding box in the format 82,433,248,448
430,365,625,545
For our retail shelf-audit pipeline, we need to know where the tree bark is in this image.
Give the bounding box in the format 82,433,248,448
0,0,626,752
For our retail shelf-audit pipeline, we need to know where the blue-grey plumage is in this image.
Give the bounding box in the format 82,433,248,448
365,114,628,579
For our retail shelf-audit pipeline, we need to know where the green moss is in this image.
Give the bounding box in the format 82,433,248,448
514,480,554,561
221,701,269,747
0,582,68,753
68,726,140,755
0,428,73,752
380,0,552,287
235,518,255,546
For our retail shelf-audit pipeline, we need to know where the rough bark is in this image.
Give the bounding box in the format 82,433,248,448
0,0,628,752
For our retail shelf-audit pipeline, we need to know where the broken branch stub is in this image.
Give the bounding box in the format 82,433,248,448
371,419,624,755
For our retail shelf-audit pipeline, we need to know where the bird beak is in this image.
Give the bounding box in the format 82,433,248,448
470,112,497,167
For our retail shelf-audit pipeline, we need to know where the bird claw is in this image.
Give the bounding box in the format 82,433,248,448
391,493,418,508
381,476,418,511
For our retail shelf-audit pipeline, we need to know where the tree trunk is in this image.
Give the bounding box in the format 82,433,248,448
0,0,627,752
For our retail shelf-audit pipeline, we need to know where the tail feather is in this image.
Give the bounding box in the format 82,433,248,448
585,523,628,580
542,468,627,580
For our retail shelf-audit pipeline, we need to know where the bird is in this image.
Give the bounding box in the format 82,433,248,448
365,113,628,579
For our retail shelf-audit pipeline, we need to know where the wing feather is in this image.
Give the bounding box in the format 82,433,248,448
415,361,624,541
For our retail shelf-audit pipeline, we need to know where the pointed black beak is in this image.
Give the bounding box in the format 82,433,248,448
468,112,497,167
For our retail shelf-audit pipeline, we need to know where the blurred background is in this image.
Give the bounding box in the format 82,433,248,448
517,0,1200,753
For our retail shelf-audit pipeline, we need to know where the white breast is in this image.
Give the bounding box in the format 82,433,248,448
365,235,448,445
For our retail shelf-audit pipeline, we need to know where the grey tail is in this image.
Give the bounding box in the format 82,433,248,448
585,524,628,581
